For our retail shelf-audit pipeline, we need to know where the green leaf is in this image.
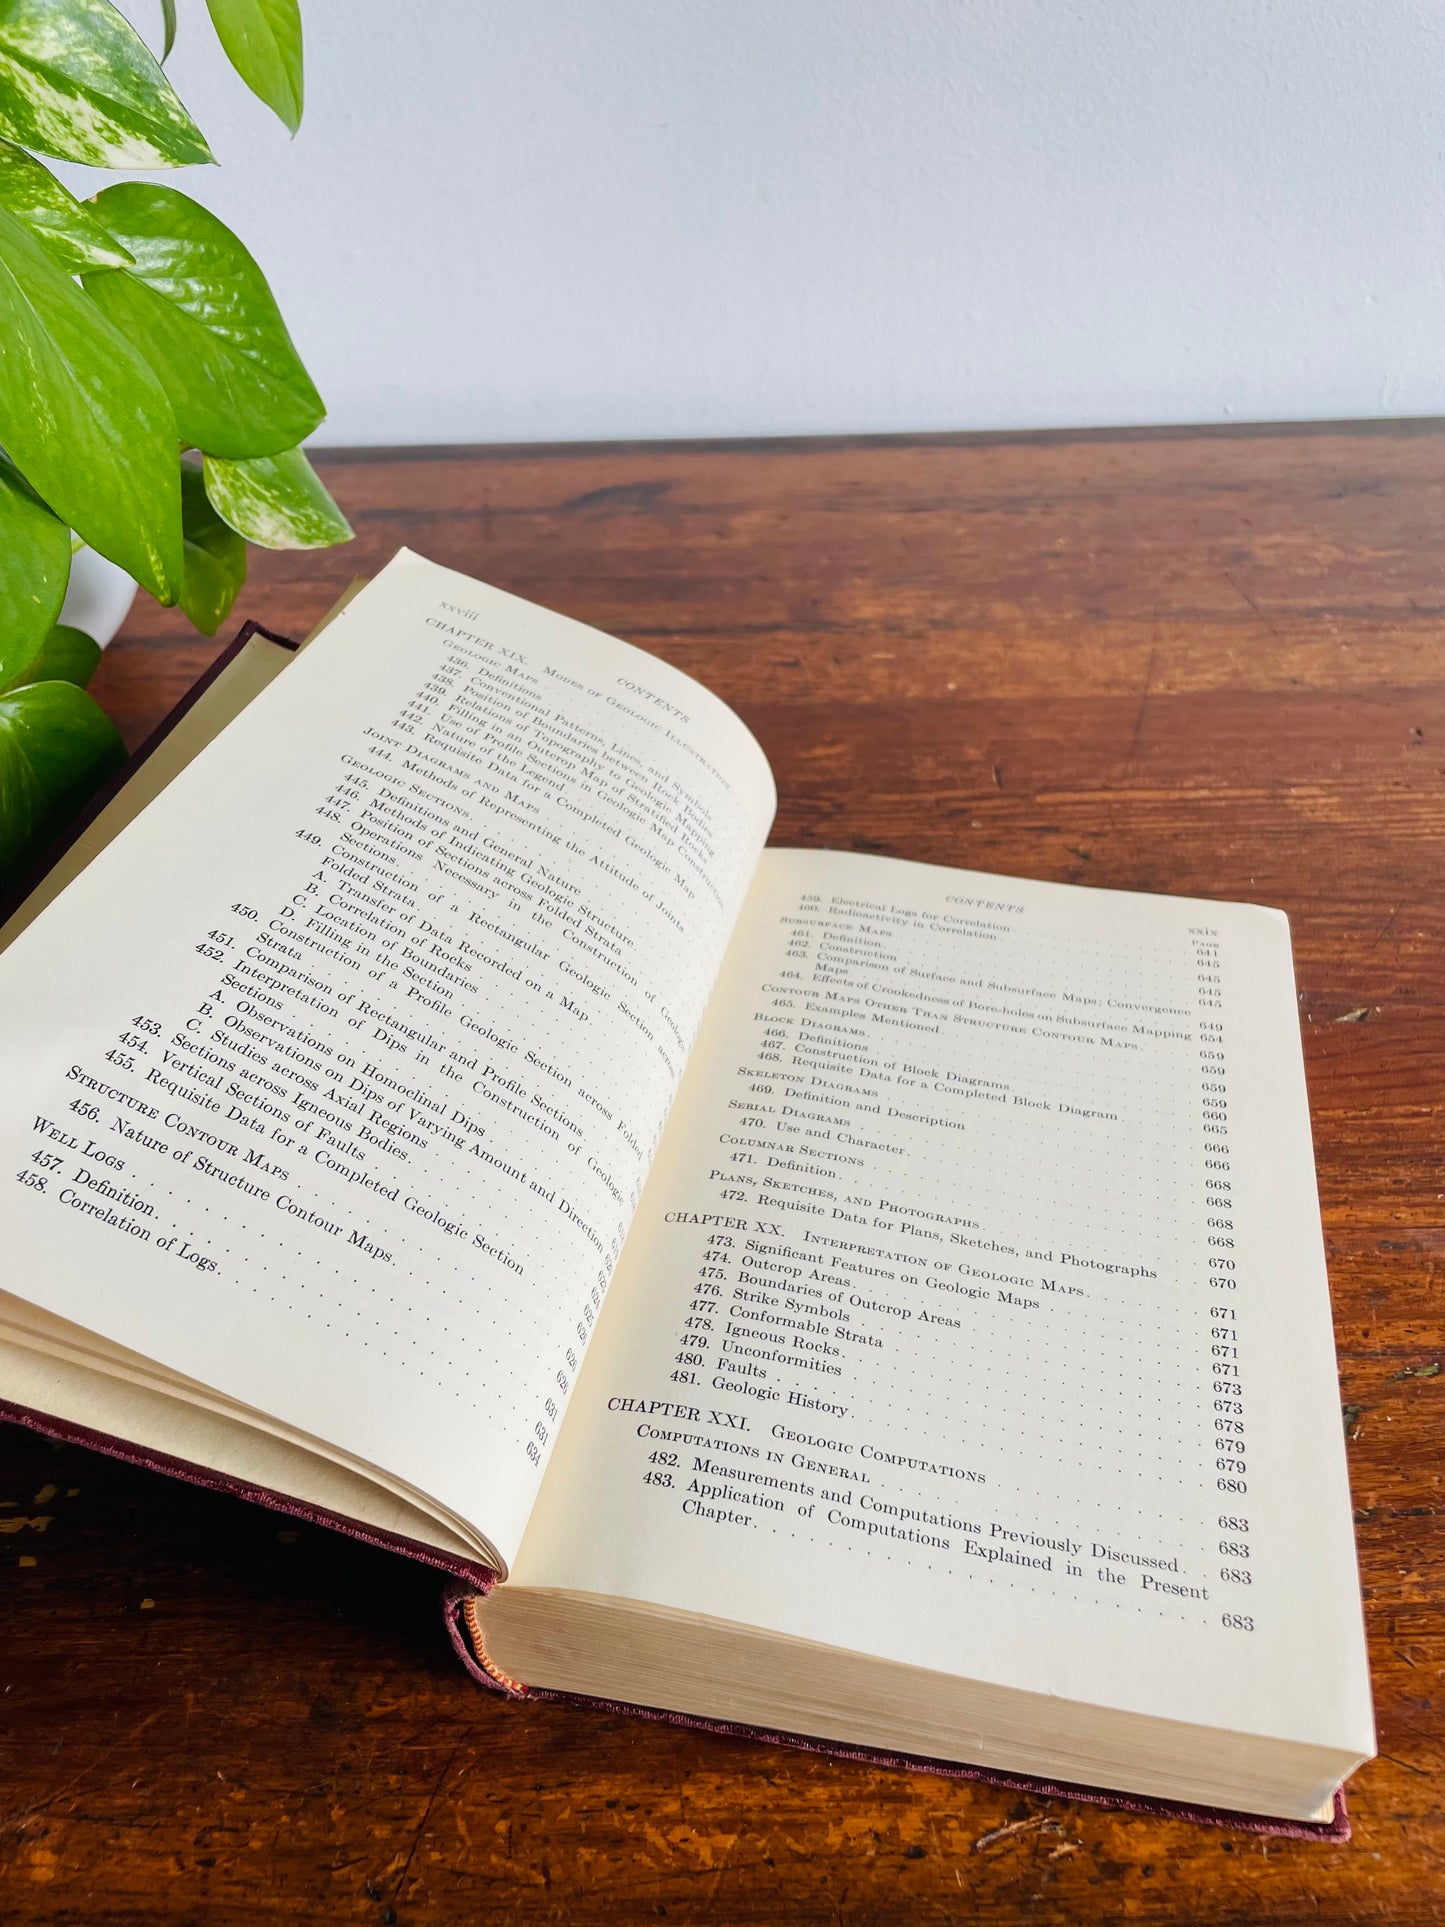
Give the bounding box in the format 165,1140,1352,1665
205,0,302,135
0,0,212,169
0,202,183,601
83,184,324,460
0,450,71,687
160,0,177,63
20,621,100,687
179,460,245,633
0,676,124,875
0,136,133,270
205,446,351,550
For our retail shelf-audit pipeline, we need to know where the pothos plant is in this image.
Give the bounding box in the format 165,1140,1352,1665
0,0,352,881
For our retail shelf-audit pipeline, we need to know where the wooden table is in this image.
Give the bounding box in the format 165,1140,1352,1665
2,423,1441,1923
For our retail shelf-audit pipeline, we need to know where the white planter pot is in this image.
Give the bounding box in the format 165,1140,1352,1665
60,546,137,648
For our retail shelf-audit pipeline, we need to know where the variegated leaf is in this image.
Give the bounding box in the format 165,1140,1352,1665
204,445,351,550
0,450,71,688
179,459,246,633
0,675,124,875
83,183,324,459
205,0,302,134
17,621,100,688
0,136,133,270
0,200,183,600
0,0,212,168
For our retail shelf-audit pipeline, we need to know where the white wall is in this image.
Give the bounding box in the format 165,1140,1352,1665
109,0,1445,445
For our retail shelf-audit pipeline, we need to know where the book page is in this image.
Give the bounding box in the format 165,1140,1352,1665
512,847,1374,1756
0,552,774,1568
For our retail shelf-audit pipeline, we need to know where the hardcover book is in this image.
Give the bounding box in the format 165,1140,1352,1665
0,551,1374,1833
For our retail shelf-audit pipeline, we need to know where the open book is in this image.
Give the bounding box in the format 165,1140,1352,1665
0,551,1373,1831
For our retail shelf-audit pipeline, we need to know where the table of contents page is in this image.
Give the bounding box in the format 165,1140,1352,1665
517,848,1374,1762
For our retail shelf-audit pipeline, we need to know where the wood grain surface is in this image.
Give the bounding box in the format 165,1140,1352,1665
2,422,1441,1924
